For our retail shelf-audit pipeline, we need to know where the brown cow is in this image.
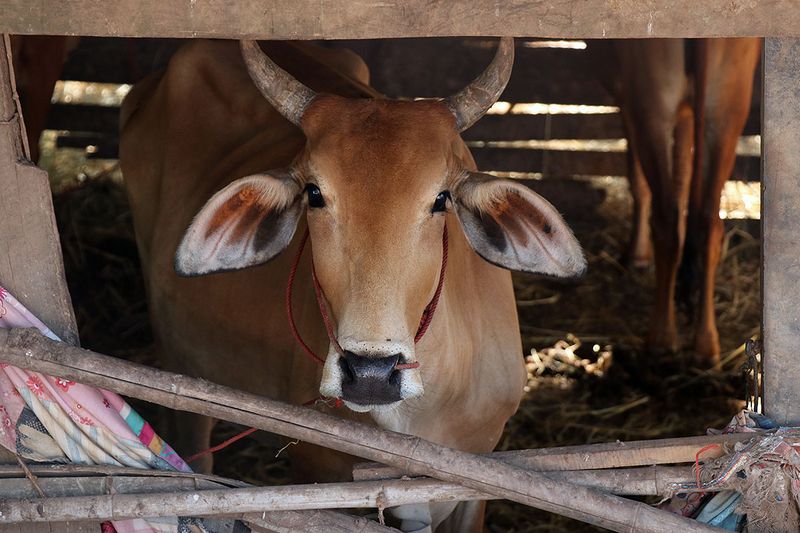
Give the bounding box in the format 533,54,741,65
592,38,760,364
120,39,585,531
10,36,78,162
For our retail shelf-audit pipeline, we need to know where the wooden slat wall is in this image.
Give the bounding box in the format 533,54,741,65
47,37,761,181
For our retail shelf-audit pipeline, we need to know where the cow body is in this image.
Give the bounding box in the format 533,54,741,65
121,40,584,531
591,38,760,363
10,36,78,162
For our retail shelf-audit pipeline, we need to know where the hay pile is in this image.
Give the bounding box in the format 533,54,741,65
50,170,760,532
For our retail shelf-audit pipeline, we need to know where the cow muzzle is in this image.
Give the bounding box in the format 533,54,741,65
319,341,424,412
339,351,402,405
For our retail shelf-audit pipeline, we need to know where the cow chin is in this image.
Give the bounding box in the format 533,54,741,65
319,341,424,412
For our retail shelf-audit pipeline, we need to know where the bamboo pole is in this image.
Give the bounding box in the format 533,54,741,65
0,328,723,533
355,465,695,496
352,433,756,480
0,463,696,497
0,465,700,524
0,472,692,524
0,475,399,531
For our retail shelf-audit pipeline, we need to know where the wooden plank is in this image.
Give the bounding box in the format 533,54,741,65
0,35,77,343
762,38,800,426
464,113,623,141
473,146,760,180
46,104,119,134
1,1,800,39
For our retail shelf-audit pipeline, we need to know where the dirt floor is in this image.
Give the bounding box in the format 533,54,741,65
49,156,760,531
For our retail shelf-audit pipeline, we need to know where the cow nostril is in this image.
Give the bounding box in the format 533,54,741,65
341,351,400,380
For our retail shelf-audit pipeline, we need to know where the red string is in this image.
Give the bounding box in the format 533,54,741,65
285,231,326,366
287,223,448,370
414,226,449,344
694,443,720,492
185,427,258,463
186,225,448,463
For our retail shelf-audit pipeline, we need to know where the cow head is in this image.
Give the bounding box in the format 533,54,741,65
175,39,586,412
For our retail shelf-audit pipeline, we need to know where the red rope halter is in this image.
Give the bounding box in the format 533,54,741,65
186,225,448,465
286,224,449,370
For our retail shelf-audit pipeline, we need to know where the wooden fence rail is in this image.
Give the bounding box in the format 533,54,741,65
0,327,724,533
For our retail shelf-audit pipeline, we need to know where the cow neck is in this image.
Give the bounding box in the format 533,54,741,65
286,223,449,371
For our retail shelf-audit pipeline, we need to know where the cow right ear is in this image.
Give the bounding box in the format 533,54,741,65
175,171,303,276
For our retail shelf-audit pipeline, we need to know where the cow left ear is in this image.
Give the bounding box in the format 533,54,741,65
175,171,303,276
452,172,586,277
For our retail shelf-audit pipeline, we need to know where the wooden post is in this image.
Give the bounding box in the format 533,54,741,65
762,38,800,425
0,33,82,533
0,35,77,344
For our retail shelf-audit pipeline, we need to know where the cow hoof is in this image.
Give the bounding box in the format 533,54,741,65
692,339,721,369
647,329,678,356
629,256,653,271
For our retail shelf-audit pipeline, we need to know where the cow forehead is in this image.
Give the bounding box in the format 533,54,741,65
301,96,460,195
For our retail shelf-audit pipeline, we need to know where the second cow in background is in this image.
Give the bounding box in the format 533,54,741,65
593,38,760,364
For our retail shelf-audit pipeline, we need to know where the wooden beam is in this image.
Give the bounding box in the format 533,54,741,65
0,35,77,344
1,1,799,39
762,38,800,425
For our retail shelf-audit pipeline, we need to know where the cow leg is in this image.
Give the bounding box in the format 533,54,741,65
433,501,485,533
169,411,216,473
621,108,653,269
10,36,76,162
646,103,694,353
613,40,693,354
686,38,761,365
687,171,724,365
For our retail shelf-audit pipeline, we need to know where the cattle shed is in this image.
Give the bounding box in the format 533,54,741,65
0,2,797,532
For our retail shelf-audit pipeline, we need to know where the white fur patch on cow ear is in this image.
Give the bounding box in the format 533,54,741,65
453,172,586,277
175,171,302,276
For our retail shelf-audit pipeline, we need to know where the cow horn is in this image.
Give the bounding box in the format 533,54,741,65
240,40,317,127
445,37,515,132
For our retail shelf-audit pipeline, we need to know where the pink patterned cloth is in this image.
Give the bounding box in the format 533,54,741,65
0,285,192,533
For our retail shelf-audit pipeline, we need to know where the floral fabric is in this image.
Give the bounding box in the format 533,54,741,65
0,285,192,533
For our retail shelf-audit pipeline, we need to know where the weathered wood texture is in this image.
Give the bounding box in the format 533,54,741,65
0,35,77,344
0,468,698,524
0,328,722,533
0,470,397,532
0,32,80,533
353,433,756,480
2,1,800,38
762,38,800,426
48,38,761,182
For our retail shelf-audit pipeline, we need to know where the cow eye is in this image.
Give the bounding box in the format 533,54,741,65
305,183,325,208
431,191,450,213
